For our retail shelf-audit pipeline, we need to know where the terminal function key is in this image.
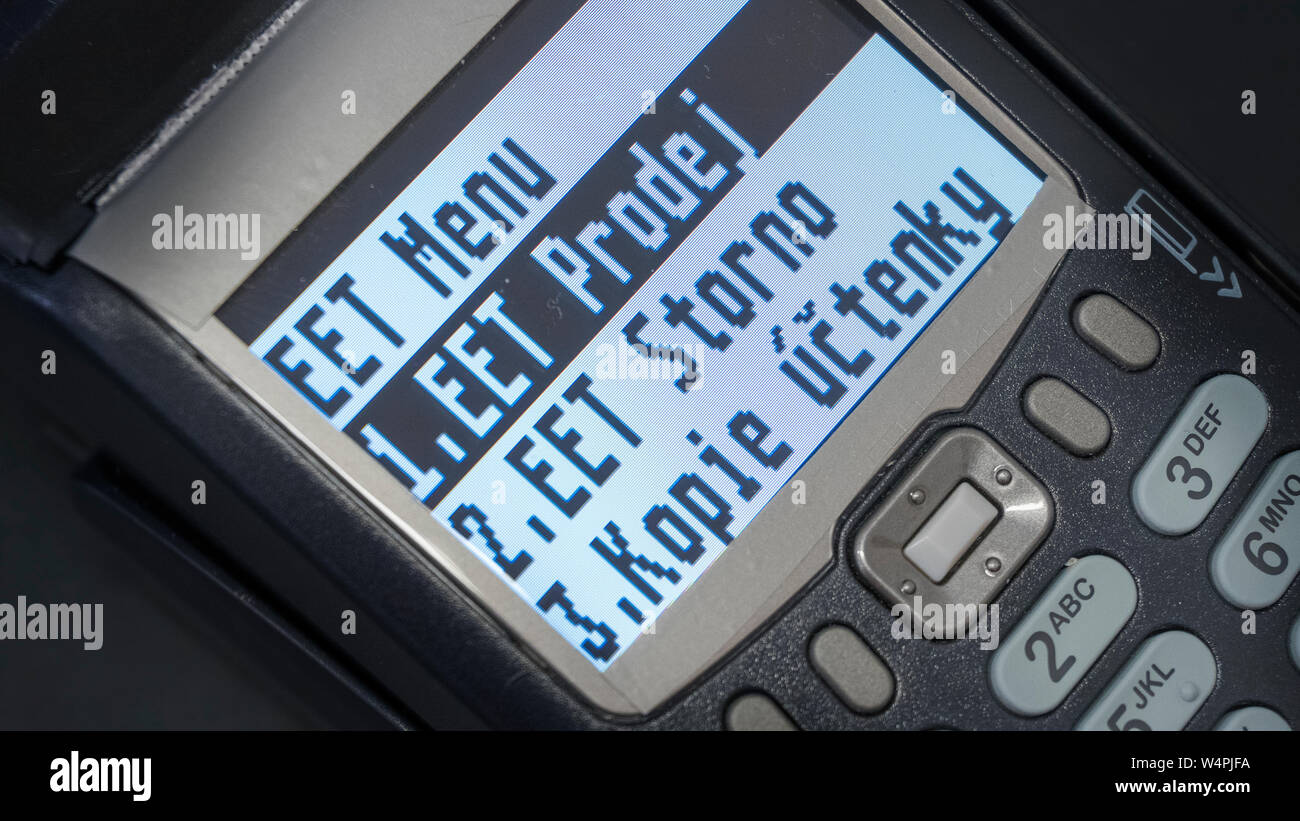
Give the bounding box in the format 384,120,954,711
1023,378,1111,456
1132,374,1267,535
1072,293,1160,370
724,693,796,731
990,555,1137,716
1290,615,1300,672
1076,631,1216,731
808,625,894,714
1210,450,1300,609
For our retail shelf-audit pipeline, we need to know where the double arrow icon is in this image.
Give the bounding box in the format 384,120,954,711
1125,189,1244,300
1199,256,1242,299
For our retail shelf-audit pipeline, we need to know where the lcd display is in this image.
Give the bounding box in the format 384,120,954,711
217,0,1045,668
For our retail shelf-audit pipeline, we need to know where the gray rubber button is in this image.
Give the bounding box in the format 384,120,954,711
809,625,894,714
1214,705,1291,731
1132,374,1268,536
1073,294,1160,370
1209,450,1300,608
990,555,1137,716
1076,631,1216,731
724,693,796,731
1023,378,1111,456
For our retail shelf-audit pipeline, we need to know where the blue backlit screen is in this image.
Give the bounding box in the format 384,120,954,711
219,0,1044,668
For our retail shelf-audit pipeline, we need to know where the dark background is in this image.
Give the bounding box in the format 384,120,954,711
1,0,1297,728
995,0,1300,280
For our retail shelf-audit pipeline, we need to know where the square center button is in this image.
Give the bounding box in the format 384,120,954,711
902,481,999,583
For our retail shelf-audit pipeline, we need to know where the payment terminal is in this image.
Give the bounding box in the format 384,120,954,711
1,0,1297,730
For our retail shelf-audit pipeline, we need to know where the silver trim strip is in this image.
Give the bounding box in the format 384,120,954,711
71,0,516,328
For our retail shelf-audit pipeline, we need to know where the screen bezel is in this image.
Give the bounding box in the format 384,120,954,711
178,0,1087,715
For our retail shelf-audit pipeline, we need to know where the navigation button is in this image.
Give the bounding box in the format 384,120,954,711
1076,631,1216,731
1132,374,1268,535
853,428,1054,624
1210,450,1300,609
902,482,999,583
1214,705,1290,731
990,555,1137,716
